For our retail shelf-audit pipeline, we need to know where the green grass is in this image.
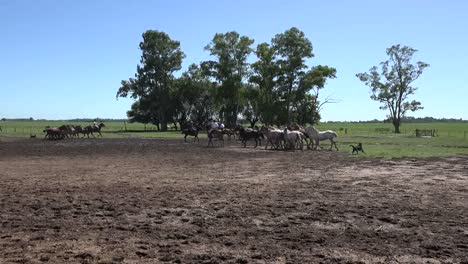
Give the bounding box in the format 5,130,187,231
331,134,468,158
315,122,468,158
1,120,468,158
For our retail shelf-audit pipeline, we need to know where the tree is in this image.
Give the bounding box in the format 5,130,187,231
171,64,215,129
249,43,280,126
252,29,335,126
203,31,254,128
127,98,160,130
242,84,260,128
296,65,337,124
272,27,313,123
356,45,429,133
117,30,185,131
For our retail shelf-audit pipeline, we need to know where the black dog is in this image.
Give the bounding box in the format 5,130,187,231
350,143,365,154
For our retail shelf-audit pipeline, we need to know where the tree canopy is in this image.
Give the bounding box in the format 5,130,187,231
117,30,185,131
118,28,337,130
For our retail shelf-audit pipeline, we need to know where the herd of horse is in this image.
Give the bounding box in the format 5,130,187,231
43,123,105,140
40,121,338,151
182,124,339,151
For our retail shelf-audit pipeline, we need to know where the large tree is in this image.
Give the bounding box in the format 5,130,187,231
172,64,215,129
203,31,254,128
117,30,185,131
249,43,280,126
293,65,337,125
356,45,429,133
272,27,314,123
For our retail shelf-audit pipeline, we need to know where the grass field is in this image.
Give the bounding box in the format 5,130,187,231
1,120,468,158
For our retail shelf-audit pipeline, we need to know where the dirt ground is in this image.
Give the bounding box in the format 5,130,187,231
1,137,467,264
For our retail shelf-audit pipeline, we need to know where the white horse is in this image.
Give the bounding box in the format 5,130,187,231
305,126,338,151
283,128,303,151
260,126,284,150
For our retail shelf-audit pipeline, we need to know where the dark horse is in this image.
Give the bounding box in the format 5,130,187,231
207,129,224,147
83,123,105,138
181,125,200,142
235,125,264,148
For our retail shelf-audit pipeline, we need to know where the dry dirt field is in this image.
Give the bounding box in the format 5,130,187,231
1,137,467,264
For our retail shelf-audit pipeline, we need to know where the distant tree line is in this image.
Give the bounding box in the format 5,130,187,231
117,28,337,131
324,117,468,123
400,117,468,123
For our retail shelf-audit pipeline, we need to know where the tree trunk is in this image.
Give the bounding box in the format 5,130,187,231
249,119,257,128
286,93,291,123
226,104,238,129
158,109,168,132
160,121,168,132
393,119,401,133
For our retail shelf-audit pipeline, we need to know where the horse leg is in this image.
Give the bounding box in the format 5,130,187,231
333,140,339,151
184,134,187,142
304,138,310,150
254,139,258,148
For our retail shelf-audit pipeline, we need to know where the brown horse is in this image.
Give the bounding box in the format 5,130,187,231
234,125,264,148
43,127,65,140
83,123,105,138
222,128,236,140
181,127,200,142
207,129,224,147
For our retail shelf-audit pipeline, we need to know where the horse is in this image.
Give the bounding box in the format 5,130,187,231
181,126,200,143
43,127,65,140
305,126,338,151
287,123,310,149
283,128,304,151
73,125,84,138
235,125,264,148
222,128,236,140
58,125,75,139
260,126,284,150
207,129,224,147
83,123,105,138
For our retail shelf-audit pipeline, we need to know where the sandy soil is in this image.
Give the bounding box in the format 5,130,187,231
1,137,467,263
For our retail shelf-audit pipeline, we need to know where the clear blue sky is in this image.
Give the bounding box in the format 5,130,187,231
1,0,467,121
